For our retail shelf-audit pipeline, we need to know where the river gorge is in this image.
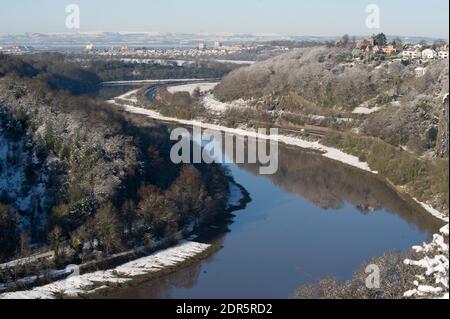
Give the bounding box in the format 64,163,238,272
103,123,442,299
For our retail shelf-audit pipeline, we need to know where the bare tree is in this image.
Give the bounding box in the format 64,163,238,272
93,203,123,255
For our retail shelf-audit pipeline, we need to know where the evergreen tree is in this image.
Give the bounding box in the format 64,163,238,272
372,33,387,46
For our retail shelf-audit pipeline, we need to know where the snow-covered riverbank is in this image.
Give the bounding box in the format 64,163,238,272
108,89,449,223
0,179,246,299
109,100,375,174
413,199,449,223
0,241,211,299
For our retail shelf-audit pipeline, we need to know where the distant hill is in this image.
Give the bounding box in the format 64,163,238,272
214,46,449,154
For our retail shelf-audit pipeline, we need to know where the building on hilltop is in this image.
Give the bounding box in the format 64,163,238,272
355,39,373,50
85,43,94,51
403,49,421,60
415,67,427,77
438,51,449,59
381,45,398,54
421,48,438,60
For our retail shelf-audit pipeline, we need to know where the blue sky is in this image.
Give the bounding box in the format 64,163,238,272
0,0,448,38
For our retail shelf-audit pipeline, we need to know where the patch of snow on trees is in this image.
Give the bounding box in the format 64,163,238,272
403,224,449,299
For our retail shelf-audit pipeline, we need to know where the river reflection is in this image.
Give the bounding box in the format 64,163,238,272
105,127,442,299
233,143,441,236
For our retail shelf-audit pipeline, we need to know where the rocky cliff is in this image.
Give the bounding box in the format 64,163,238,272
437,93,449,158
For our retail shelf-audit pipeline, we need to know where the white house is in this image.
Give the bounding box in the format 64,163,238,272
438,51,449,59
85,43,94,51
415,67,427,77
402,50,421,59
421,48,438,60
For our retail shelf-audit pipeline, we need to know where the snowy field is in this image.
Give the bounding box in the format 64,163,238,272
0,241,210,299
167,82,219,95
352,106,381,114
202,93,250,113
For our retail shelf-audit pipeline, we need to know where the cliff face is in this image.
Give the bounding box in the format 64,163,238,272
436,94,449,158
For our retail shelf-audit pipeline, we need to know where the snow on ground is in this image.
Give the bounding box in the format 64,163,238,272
270,110,353,124
120,58,188,67
308,114,327,121
115,89,139,103
215,60,256,65
352,106,381,114
413,198,449,223
403,224,449,299
202,94,229,112
0,251,55,270
167,82,219,95
440,224,449,236
102,79,211,85
202,94,249,113
0,241,210,299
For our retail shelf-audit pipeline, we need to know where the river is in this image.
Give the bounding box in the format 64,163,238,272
104,126,442,299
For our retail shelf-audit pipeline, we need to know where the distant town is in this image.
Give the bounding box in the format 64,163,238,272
351,33,449,61
0,40,293,63
85,41,290,62
1,34,448,83
1,33,448,66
